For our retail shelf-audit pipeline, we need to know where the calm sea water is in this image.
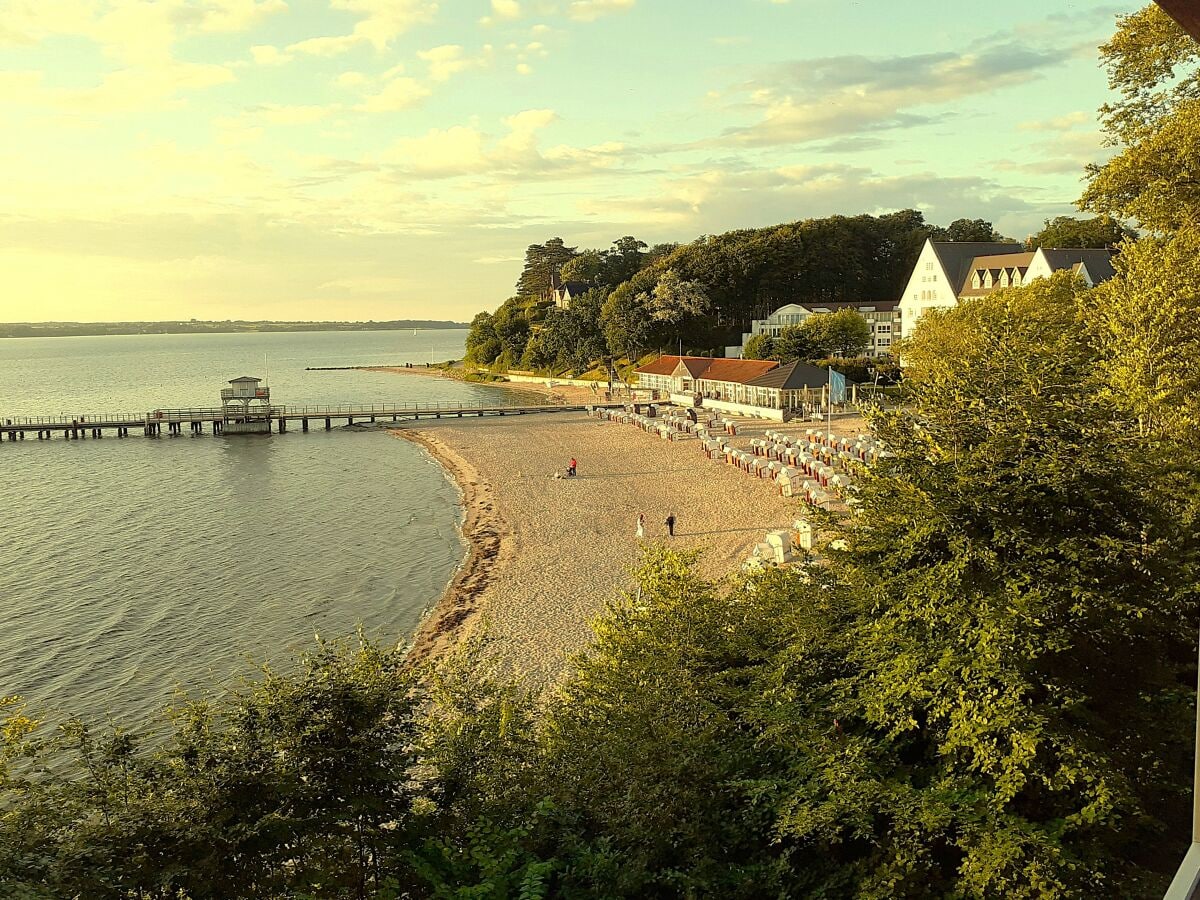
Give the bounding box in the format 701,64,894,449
0,330,510,728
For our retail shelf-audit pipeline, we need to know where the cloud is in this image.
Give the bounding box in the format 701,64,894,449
378,108,633,181
287,0,439,56
567,0,635,22
355,76,432,111
721,43,1065,146
253,104,337,125
492,0,522,19
418,44,491,81
250,44,292,65
579,163,1059,239
1017,111,1091,132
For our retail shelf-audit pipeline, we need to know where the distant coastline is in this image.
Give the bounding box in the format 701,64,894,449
0,320,469,339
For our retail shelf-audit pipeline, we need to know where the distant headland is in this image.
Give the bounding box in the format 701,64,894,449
0,319,469,339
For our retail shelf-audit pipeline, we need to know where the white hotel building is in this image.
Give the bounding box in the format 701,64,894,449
729,300,901,358
897,239,1117,340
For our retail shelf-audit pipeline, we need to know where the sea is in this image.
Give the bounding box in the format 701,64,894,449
0,329,519,730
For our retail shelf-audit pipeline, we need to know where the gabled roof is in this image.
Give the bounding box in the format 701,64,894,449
1039,248,1116,284
560,281,591,296
694,358,778,384
745,359,836,390
229,376,262,383
929,240,1026,294
635,355,684,376
674,357,713,378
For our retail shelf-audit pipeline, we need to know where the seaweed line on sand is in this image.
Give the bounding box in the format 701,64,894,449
390,428,512,666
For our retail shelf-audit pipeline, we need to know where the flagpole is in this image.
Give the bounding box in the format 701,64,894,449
826,366,832,442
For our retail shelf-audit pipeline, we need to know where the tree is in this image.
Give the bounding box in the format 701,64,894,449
600,277,657,362
1027,215,1136,249
602,236,649,287
741,333,776,360
648,269,709,326
1084,226,1200,438
0,638,424,899
773,324,821,362
931,217,1011,242
813,271,1198,894
515,238,578,299
807,309,871,357
560,250,606,286
464,311,502,365
1080,5,1200,231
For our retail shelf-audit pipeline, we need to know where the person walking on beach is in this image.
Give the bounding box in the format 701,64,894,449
636,513,645,539
569,457,577,477
665,513,676,537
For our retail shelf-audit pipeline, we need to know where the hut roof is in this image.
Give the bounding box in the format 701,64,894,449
745,360,840,390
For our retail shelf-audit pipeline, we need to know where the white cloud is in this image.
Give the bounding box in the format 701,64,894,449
335,71,369,87
287,0,439,56
355,76,432,111
567,0,635,22
1017,111,1090,132
492,0,522,19
418,44,491,81
250,44,292,65
516,63,532,75
721,44,1066,146
255,104,336,125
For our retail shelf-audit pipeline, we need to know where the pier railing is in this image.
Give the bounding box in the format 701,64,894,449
4,399,561,427
4,413,151,426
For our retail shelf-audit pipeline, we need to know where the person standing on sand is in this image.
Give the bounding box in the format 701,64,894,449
636,513,645,539
665,513,676,537
569,457,577,477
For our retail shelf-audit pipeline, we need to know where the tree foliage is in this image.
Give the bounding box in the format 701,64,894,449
1027,215,1136,249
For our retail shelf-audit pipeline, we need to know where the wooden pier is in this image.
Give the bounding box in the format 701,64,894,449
0,401,622,443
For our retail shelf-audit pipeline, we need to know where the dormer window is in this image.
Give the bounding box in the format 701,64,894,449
972,271,982,289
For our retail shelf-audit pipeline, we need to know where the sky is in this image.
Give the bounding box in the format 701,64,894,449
0,0,1137,323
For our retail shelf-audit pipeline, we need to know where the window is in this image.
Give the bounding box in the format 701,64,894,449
878,337,890,347
925,261,934,271
877,324,891,333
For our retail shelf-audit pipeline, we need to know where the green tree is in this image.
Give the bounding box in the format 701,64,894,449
1027,214,1136,249
773,323,821,362
807,308,871,357
0,638,423,899
515,238,578,299
1080,5,1200,231
602,236,649,287
600,270,660,361
1084,227,1200,438
814,271,1197,894
931,217,1011,242
741,332,776,360
559,249,606,286
464,311,502,364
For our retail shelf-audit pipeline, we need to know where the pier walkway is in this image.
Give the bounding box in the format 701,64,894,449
1,400,623,442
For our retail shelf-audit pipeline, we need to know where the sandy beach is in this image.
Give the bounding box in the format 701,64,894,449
394,408,866,688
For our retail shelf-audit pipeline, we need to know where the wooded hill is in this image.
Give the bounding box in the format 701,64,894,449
464,212,1016,372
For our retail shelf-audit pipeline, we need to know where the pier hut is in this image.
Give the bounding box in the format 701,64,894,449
221,376,272,434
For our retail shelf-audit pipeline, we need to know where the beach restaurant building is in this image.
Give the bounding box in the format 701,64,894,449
635,355,843,420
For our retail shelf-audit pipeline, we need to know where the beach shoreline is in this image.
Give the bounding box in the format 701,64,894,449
392,429,513,665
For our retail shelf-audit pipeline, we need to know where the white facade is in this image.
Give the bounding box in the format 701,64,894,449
742,302,900,357
897,241,962,340
898,240,1116,341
